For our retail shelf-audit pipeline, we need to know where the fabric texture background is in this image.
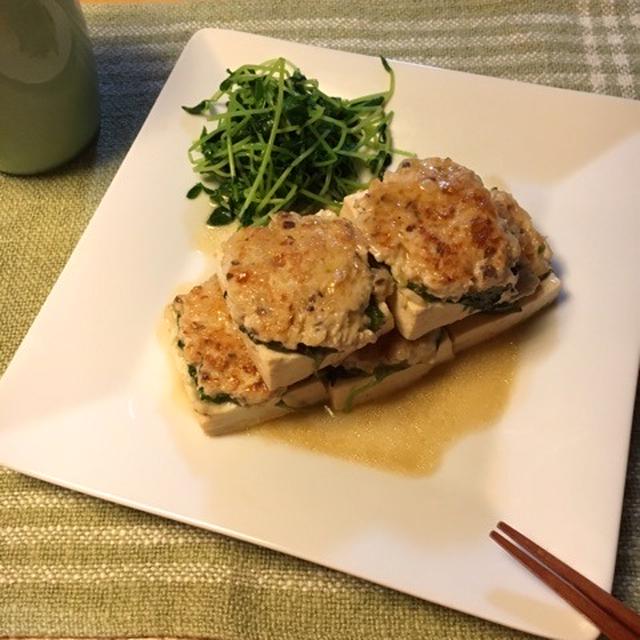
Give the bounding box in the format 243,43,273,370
1,0,638,637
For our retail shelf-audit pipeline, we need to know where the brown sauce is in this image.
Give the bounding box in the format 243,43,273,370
250,326,526,476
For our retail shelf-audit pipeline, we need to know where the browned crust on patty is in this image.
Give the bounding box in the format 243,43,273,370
172,277,275,406
343,157,521,301
490,188,553,277
222,211,384,351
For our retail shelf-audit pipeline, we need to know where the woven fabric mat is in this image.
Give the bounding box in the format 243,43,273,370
1,0,639,637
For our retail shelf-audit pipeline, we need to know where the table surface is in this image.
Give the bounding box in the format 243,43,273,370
81,0,176,3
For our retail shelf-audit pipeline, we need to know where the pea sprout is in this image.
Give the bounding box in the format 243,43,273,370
183,56,405,227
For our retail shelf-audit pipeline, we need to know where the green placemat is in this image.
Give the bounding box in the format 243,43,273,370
1,0,638,637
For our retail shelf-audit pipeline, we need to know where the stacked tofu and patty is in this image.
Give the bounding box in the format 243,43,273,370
169,157,560,433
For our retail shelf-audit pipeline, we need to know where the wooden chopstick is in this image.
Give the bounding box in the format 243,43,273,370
490,521,640,640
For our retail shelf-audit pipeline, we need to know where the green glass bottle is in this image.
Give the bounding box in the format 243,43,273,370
0,0,100,175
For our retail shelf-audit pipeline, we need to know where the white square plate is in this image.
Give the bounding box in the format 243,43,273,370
1,30,639,640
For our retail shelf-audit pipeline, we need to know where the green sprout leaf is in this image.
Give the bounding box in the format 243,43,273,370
184,57,401,226
186,183,203,199
364,299,386,332
182,100,209,115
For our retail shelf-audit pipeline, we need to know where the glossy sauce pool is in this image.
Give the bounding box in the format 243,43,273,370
247,326,524,476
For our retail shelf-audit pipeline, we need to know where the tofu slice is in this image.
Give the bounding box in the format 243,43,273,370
447,272,561,353
390,265,543,341
327,272,560,412
327,330,453,411
240,302,394,390
167,278,329,436
199,379,328,436
172,348,327,436
390,287,473,340
343,191,513,341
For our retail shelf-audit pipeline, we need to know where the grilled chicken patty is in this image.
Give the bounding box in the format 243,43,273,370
490,188,552,277
172,278,274,406
222,210,388,352
342,157,521,301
